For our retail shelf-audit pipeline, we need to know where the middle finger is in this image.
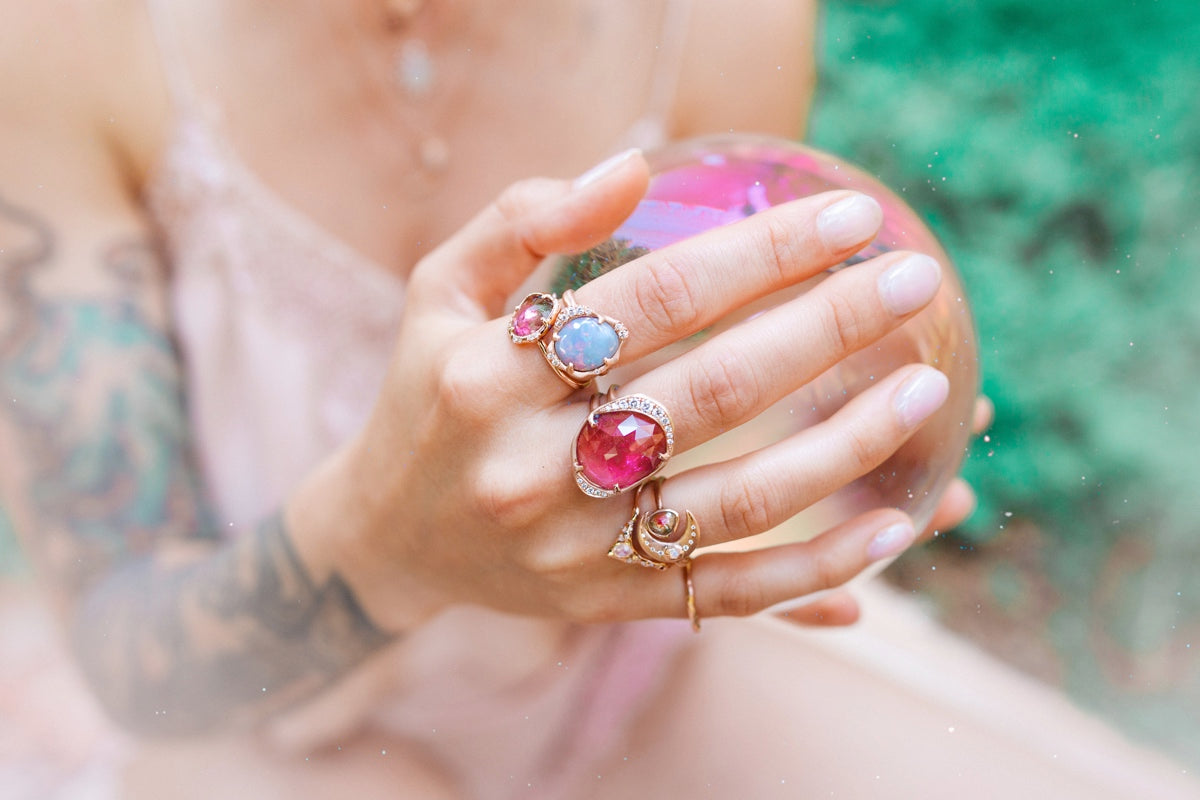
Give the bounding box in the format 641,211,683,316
623,248,942,450
568,190,884,364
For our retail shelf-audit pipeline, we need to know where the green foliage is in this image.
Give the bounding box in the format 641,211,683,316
810,0,1200,547
809,0,1200,767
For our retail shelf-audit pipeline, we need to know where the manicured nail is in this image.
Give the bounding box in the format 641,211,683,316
573,148,641,189
867,522,916,562
816,194,883,251
893,368,949,428
878,254,942,315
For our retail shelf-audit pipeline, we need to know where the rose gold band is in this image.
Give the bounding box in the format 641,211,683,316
606,477,698,568
538,290,628,388
684,559,701,633
507,290,627,389
574,388,674,498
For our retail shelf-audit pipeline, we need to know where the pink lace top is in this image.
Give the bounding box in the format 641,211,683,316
140,2,695,796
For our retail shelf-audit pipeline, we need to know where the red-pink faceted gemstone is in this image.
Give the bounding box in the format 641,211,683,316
512,295,555,338
576,411,668,490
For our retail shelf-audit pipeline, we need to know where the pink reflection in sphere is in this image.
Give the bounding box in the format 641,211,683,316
547,135,980,551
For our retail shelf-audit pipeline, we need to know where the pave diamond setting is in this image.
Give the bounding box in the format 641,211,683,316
573,394,673,498
541,303,628,387
508,292,560,343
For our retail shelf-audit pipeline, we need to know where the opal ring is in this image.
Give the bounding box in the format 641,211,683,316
607,477,698,568
541,291,628,388
574,387,674,498
507,290,627,388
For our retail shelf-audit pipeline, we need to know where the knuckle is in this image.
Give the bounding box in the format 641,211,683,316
469,467,543,531
810,546,851,593
493,177,555,225
719,473,777,540
631,256,702,336
492,178,560,254
689,349,760,428
840,418,885,473
816,289,865,356
433,353,492,426
759,212,804,284
711,569,768,618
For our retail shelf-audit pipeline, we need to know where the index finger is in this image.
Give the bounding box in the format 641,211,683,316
571,190,884,363
410,150,650,316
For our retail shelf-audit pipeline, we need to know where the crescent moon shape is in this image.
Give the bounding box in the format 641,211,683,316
633,508,698,566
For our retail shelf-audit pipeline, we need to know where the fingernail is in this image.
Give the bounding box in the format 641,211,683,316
893,368,949,428
867,522,916,561
573,148,641,189
817,194,883,251
878,254,942,315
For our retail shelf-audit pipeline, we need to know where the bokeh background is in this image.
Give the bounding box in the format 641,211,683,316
807,0,1200,771
1,0,1196,781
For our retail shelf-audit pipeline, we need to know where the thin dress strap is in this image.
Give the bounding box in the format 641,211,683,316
142,0,204,119
621,0,695,150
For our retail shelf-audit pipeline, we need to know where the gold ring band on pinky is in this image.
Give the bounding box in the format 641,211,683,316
684,559,701,633
574,387,674,497
607,477,697,568
507,290,628,388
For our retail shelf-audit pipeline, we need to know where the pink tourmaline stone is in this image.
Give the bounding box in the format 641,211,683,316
576,411,668,490
647,509,678,537
512,295,555,338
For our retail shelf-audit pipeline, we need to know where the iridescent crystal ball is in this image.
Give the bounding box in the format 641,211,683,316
548,135,980,548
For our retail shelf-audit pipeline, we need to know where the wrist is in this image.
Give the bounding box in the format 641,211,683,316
285,438,446,634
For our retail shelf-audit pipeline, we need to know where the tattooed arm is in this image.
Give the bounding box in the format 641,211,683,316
0,6,389,737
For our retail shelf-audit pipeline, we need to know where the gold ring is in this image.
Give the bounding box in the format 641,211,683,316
507,291,562,343
606,477,698,568
684,559,701,633
575,389,674,498
539,290,628,388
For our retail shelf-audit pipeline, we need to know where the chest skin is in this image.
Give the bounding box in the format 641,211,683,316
147,0,673,275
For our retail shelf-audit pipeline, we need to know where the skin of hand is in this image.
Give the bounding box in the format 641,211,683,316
294,149,954,634
776,400,993,627
1,0,961,739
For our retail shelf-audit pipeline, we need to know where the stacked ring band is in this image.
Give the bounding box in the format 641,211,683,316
607,477,698,568
683,559,701,632
574,387,674,497
507,290,628,388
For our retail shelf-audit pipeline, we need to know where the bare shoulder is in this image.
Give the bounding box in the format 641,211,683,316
0,0,169,193
672,0,819,139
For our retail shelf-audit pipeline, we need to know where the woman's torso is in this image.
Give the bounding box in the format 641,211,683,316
138,1,698,795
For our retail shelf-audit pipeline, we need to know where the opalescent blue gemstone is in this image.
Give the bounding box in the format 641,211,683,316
555,317,620,371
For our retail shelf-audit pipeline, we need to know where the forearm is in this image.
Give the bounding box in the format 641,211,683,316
71,510,391,737
0,193,391,737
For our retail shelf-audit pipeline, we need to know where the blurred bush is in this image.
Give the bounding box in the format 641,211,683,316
809,0,1200,768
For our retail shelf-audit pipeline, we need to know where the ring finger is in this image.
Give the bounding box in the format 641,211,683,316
621,247,943,450
586,362,947,564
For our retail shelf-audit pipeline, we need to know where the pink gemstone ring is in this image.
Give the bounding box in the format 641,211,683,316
607,477,699,569
509,289,627,389
573,387,673,498
508,291,562,344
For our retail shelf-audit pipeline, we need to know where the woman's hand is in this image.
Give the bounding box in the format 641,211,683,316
302,150,954,632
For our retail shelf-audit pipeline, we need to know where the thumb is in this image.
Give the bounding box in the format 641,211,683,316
410,148,649,317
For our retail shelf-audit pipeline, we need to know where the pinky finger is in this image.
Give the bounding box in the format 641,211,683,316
665,508,916,621
920,477,977,542
772,589,861,627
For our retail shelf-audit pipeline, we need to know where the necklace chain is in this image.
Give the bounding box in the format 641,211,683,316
380,0,454,176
